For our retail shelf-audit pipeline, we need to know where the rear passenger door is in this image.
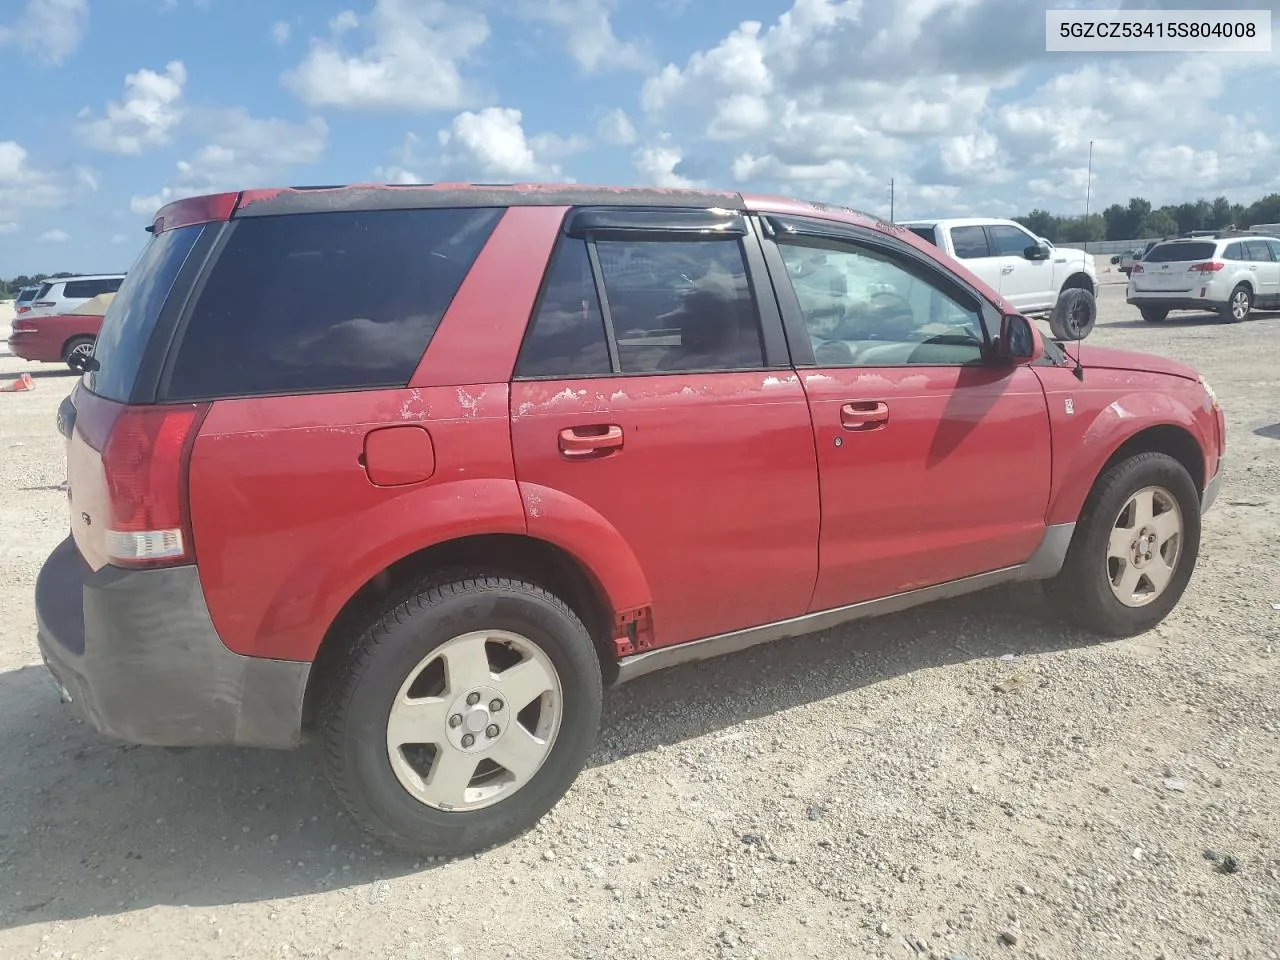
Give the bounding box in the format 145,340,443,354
757,215,1052,612
1244,240,1280,306
509,208,821,650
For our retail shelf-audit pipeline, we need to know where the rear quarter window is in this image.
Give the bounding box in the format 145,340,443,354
162,207,503,401
1143,242,1217,263
906,226,937,247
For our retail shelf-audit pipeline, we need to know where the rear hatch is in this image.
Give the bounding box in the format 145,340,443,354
1131,240,1219,293
63,223,210,571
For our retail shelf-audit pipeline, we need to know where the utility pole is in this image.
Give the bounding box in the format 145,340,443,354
889,178,895,223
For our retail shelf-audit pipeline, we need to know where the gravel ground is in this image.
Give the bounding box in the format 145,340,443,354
1,277,1277,960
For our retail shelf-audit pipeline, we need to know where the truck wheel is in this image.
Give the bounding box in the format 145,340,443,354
322,574,603,858
1049,287,1096,340
1044,452,1200,637
63,336,95,369
1221,284,1251,323
1139,307,1168,323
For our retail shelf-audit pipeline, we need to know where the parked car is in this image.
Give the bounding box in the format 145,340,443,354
25,274,125,319
901,217,1099,340
7,292,115,368
12,285,41,316
1127,232,1280,322
36,184,1226,859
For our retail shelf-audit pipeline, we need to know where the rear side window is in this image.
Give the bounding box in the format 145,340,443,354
949,226,990,259
64,278,122,299
1242,240,1273,262
16,288,37,304
165,207,503,400
1223,243,1244,261
1144,242,1216,263
35,282,55,300
86,225,204,402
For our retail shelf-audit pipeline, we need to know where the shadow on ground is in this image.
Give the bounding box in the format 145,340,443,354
1254,422,1280,441
1103,310,1280,330
0,583,1098,929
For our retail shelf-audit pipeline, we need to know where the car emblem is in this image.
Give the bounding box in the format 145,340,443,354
1064,398,1075,415
81,512,91,526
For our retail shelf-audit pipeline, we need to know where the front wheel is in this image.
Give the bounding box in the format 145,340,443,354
322,574,603,857
1045,452,1201,637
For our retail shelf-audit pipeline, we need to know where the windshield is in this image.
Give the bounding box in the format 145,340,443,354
1143,242,1216,263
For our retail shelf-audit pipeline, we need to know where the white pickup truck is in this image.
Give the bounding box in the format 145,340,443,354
900,217,1100,340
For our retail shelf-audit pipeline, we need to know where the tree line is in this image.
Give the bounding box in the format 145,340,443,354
1016,193,1280,246
0,272,77,298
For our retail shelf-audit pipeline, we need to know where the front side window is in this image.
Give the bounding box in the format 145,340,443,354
988,224,1034,257
778,238,986,367
950,226,990,259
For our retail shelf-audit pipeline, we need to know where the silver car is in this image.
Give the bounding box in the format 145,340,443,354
1126,233,1280,323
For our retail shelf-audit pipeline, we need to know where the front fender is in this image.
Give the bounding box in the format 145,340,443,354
1045,390,1211,526
253,478,527,661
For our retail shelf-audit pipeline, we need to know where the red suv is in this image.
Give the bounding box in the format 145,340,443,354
36,184,1226,857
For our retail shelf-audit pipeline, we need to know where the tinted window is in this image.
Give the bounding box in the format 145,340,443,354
594,239,764,374
166,207,503,400
950,226,990,259
906,226,937,246
1223,243,1245,261
778,237,986,367
1144,242,1216,263
64,280,102,299
1269,240,1280,261
35,282,54,300
1242,240,1273,262
515,238,610,379
16,288,37,304
86,225,204,402
988,224,1033,257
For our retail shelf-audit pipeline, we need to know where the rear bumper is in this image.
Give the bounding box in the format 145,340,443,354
35,536,310,749
6,333,57,362
1125,295,1226,312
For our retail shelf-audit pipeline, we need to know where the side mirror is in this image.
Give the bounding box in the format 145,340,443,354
997,313,1044,365
1110,255,1121,264
1023,243,1050,261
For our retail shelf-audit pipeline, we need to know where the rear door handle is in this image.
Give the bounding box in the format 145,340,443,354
840,401,889,430
558,424,624,458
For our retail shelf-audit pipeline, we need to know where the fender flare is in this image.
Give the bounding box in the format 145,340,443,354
1045,392,1208,526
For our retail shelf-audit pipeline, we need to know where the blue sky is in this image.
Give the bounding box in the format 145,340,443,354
2,0,1278,275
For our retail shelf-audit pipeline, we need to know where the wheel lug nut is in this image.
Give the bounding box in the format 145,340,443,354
490,699,503,712
448,714,462,728
486,724,500,738
461,733,475,748
466,692,480,706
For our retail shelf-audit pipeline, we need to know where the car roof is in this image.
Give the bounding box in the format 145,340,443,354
895,217,1019,229
41,273,126,283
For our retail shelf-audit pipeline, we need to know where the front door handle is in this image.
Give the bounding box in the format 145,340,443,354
840,401,889,430
558,424,624,458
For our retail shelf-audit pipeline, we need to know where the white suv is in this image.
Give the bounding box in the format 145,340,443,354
25,274,126,319
1127,233,1280,323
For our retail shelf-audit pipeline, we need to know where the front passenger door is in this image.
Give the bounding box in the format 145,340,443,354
761,217,1053,612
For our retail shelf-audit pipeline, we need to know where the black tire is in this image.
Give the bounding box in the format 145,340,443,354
1139,307,1169,323
1045,452,1201,637
62,336,95,369
322,574,603,858
1049,287,1096,340
1220,284,1251,323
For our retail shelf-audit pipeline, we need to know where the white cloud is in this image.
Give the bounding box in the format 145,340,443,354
0,0,88,66
632,135,701,189
130,109,329,217
271,20,291,45
282,0,489,111
0,141,72,229
597,107,637,146
330,10,359,34
39,228,70,243
437,107,587,180
516,0,650,73
77,61,187,155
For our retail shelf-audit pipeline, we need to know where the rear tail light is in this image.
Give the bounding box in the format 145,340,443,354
1189,262,1225,273
101,403,210,567
15,305,30,315
1131,264,1143,274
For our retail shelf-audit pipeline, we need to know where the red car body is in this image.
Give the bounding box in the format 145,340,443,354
34,183,1226,855
8,311,103,363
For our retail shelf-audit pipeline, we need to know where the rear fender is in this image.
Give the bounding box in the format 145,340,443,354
1046,391,1210,526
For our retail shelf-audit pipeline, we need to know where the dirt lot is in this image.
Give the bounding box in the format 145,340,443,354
1,276,1277,960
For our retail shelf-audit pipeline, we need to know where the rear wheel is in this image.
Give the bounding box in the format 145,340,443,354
1221,284,1251,323
1049,287,1096,340
62,336,95,369
322,574,602,858
1139,307,1168,323
1045,452,1200,637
